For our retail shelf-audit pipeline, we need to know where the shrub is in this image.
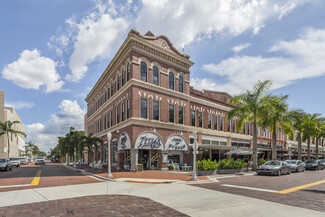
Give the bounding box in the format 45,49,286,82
197,159,218,171
217,159,245,170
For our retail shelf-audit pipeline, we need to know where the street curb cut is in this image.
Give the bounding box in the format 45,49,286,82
62,164,116,182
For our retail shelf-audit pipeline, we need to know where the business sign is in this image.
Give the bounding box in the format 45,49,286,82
165,135,188,151
118,132,131,150
135,132,164,150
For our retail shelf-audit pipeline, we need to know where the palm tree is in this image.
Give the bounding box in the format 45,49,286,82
81,134,102,166
259,94,289,160
287,109,306,160
312,118,325,160
302,113,321,160
228,80,272,170
0,120,26,158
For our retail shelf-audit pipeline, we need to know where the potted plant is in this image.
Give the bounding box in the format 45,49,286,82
197,159,218,176
217,159,245,174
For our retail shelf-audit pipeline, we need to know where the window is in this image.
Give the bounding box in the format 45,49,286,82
227,120,231,132
140,61,147,82
117,75,120,91
244,123,246,134
191,110,196,126
122,70,125,86
220,117,224,131
106,113,109,129
111,83,113,96
104,115,107,130
208,114,212,129
178,107,184,124
127,63,130,82
153,101,159,120
112,141,118,164
126,99,130,119
169,104,175,123
153,66,159,85
110,111,113,127
198,112,203,128
107,88,110,100
232,120,236,133
214,115,218,130
141,98,148,118
116,106,120,124
247,122,250,135
121,103,125,122
178,75,183,93
169,72,174,90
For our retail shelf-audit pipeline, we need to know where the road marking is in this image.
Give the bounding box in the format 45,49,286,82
31,170,42,186
0,184,30,188
277,179,325,194
220,184,278,193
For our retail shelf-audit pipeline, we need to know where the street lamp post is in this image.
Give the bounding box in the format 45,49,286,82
191,130,198,181
107,131,113,178
92,144,95,174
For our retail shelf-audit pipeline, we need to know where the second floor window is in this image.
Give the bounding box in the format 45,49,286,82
127,63,130,82
198,112,203,128
232,120,236,133
214,115,218,130
116,106,120,124
208,114,212,129
153,101,159,120
191,110,196,126
121,103,125,122
141,98,147,118
220,117,224,131
110,111,113,127
153,66,159,85
178,75,183,93
140,61,147,82
122,70,125,86
126,99,130,119
169,104,175,123
117,76,120,91
227,120,231,132
111,83,113,96
178,107,184,124
169,72,174,90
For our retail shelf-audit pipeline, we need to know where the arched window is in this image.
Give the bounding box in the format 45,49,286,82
178,75,183,93
140,61,147,82
169,72,174,90
122,70,125,86
126,63,130,82
152,66,159,85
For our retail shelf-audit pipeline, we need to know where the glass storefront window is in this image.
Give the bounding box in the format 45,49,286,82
112,141,117,164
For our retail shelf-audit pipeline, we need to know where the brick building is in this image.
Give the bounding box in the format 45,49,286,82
84,29,288,171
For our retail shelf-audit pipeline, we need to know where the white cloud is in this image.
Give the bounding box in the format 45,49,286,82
5,101,34,110
197,28,325,94
1,49,64,93
26,100,85,151
232,43,251,53
135,0,306,48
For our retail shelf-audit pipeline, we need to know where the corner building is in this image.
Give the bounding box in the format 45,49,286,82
84,30,285,171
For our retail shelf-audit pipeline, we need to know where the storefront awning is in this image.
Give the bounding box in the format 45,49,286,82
232,140,251,144
199,144,236,150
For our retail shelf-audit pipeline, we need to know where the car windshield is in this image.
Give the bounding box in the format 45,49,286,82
0,159,6,163
305,160,317,163
19,158,25,160
265,161,281,166
285,160,297,164
9,158,19,161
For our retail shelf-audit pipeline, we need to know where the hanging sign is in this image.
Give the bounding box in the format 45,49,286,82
118,132,131,150
135,132,164,150
165,135,188,151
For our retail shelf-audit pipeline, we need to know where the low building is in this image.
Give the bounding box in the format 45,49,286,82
84,30,289,171
0,91,26,158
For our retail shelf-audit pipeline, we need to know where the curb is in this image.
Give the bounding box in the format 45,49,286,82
63,164,116,182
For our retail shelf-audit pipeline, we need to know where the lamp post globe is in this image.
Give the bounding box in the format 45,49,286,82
107,131,113,178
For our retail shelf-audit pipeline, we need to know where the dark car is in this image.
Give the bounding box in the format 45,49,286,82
284,160,305,172
305,160,324,170
320,159,325,168
257,161,291,176
0,158,12,171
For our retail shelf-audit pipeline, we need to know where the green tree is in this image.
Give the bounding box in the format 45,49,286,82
0,120,26,158
302,113,321,160
228,80,272,170
259,94,289,160
312,117,325,160
286,109,306,160
81,133,102,165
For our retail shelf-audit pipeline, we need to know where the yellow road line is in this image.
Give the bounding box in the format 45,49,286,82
277,179,325,194
31,170,42,186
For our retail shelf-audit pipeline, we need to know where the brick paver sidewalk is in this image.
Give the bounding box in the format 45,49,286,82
0,195,187,217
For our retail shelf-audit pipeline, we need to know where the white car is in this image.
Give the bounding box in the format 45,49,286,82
35,158,45,165
19,158,27,165
9,158,20,167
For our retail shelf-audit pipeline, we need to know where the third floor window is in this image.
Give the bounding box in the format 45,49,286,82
169,72,174,90
153,66,159,86
178,75,183,93
140,61,147,82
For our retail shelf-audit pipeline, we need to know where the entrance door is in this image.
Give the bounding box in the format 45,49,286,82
138,150,150,169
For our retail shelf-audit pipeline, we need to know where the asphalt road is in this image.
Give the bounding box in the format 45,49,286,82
194,169,325,212
0,163,100,192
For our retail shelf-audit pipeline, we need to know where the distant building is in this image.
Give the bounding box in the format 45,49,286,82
0,91,26,158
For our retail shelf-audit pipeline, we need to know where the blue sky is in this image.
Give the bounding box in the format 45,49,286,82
1,0,325,152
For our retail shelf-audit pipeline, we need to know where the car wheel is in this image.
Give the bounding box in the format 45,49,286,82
5,166,8,171
316,166,320,171
296,168,299,173
9,167,12,170
277,170,281,176
288,169,291,175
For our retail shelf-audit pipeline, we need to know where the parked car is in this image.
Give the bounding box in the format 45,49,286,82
35,158,45,165
319,159,325,168
257,161,291,176
305,160,324,170
284,160,305,172
52,158,60,163
19,158,27,165
0,158,12,171
9,158,20,167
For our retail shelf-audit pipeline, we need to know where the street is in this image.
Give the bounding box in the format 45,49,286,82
0,162,100,192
